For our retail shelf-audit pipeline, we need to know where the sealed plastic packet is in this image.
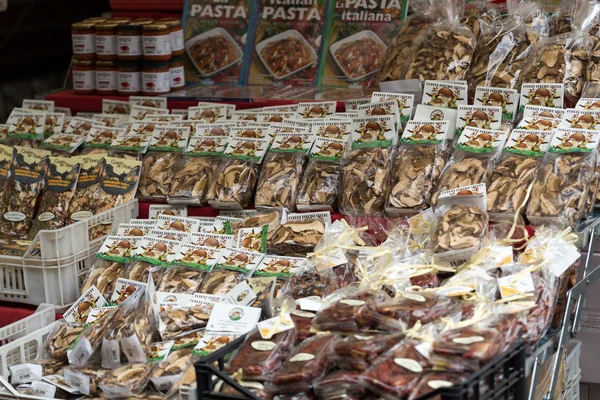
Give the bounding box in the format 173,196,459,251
67,154,105,224
198,268,247,295
167,134,228,205
385,120,451,216
98,362,157,398
207,137,270,209
527,127,600,227
474,87,520,123
0,144,13,194
150,347,196,393
84,126,127,152
107,133,151,160
339,116,396,216
138,126,191,201
44,319,84,360
97,156,142,213
266,212,329,257
431,126,508,204
41,133,85,155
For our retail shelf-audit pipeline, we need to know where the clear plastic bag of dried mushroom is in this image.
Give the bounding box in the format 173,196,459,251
255,152,305,211
167,156,220,205
138,151,183,202
266,214,327,257
67,154,105,225
462,0,502,40
81,260,127,299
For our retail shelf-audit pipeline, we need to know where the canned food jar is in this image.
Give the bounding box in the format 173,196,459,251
142,61,171,95
158,18,184,57
95,22,118,61
109,17,131,24
132,18,154,24
84,17,107,23
73,59,95,95
117,23,143,61
96,61,118,95
142,24,171,61
118,61,142,96
72,22,95,60
169,57,185,91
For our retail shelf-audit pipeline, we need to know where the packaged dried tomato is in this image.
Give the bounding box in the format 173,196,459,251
314,370,364,400
407,372,467,400
432,326,504,362
333,333,403,371
284,268,339,299
289,310,316,343
376,291,458,327
267,334,338,395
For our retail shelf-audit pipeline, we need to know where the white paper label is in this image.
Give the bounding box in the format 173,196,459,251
68,337,94,366
72,33,94,54
9,364,43,384
170,66,185,87
223,281,257,306
297,296,323,312
100,384,133,398
73,70,96,91
428,380,454,389
64,369,90,395
393,358,423,373
206,303,262,334
403,293,426,303
4,211,25,222
71,210,93,221
289,353,315,362
118,35,142,56
31,381,57,398
171,29,184,51
339,299,365,306
96,70,118,92
96,34,117,55
452,336,485,345
142,71,170,93
37,212,55,222
291,310,315,318
101,338,121,369
150,374,181,392
251,340,277,351
118,71,141,93
121,334,146,363
143,34,171,56
498,272,535,298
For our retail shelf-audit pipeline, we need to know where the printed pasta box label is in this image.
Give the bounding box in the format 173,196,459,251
157,215,202,232
350,115,396,148
503,130,551,157
422,81,468,110
188,105,228,123
474,87,519,121
371,92,414,124
133,237,181,266
309,137,346,161
43,134,85,153
517,116,560,131
559,109,600,131
7,111,45,140
296,102,337,119
63,286,108,324
523,105,566,120
455,127,507,154
215,246,265,272
148,126,191,151
86,127,127,148
549,128,600,154
194,122,236,138
455,105,502,139
519,83,564,112
401,120,450,145
102,99,130,115
254,254,306,277
576,97,600,110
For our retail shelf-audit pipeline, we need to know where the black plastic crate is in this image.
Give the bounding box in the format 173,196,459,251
194,337,526,400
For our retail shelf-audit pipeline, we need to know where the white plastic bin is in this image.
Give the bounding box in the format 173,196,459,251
0,304,55,347
565,374,581,400
566,340,582,385
0,200,138,311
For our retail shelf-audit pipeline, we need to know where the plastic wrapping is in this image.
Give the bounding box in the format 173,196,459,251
159,306,210,340
206,159,259,209
99,363,156,398
199,269,246,295
67,155,104,225
157,266,206,294
266,216,326,257
332,333,402,372
462,1,501,40
314,370,364,400
44,320,84,360
432,325,504,362
126,261,164,288
296,160,341,212
376,291,457,326
167,156,220,205
289,310,316,343
68,306,122,366
64,366,107,396
138,152,182,202
255,152,306,211
407,372,467,400
151,348,195,393
81,260,127,299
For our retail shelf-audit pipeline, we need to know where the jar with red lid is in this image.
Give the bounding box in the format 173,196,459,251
96,61,118,95
73,59,95,95
142,61,171,95
142,24,172,61
169,57,185,91
72,22,95,60
118,61,142,96
95,22,118,61
158,18,184,57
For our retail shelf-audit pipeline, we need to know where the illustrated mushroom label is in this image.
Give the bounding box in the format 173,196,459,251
455,105,502,139
575,97,600,110
422,81,468,110
474,86,519,122
519,83,564,112
559,109,600,131
523,105,566,120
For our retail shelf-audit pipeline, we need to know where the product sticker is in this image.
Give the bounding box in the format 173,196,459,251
455,127,507,153
157,214,202,232
7,111,45,140
519,83,564,111
229,123,271,142
43,112,66,137
185,135,228,156
428,380,454,390
23,99,54,112
350,115,396,148
547,245,580,277
42,134,85,153
86,126,127,148
92,114,125,128
523,105,566,120
85,306,118,325
109,134,151,152
102,99,131,115
270,132,314,153
297,295,323,311
193,122,236,138
290,353,315,362
422,81,467,109
357,100,400,127
64,117,106,136
206,302,262,334
133,237,180,266
503,129,551,157
30,380,57,398
130,105,170,121
130,121,169,136
110,278,147,304
214,246,264,273
393,358,423,373
148,126,190,151
498,271,535,299
172,243,221,271
220,210,258,218
309,137,346,162
296,102,336,119
69,154,105,222
9,363,43,384
455,105,502,139
371,92,414,123
257,111,296,123
236,226,268,253
517,116,561,131
560,109,600,131
121,334,147,363
344,98,371,110
68,337,94,367
401,120,450,145
98,383,133,398
64,369,91,395
149,204,187,218
42,375,80,395
548,128,600,154
474,87,519,121
188,105,228,123
310,119,352,139
576,97,600,110
223,281,257,306
414,104,458,139
63,286,108,324
287,211,332,225
192,331,241,355
222,137,270,163
257,314,294,339
130,96,168,109
254,255,306,277
439,183,486,200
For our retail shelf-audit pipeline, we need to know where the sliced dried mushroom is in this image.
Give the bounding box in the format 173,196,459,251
433,205,488,253
387,146,446,212
462,3,499,40
46,323,84,360
199,269,245,295
339,148,392,216
138,152,182,200
126,261,164,287
65,367,107,395
158,266,205,294
255,153,304,210
487,156,540,215
101,363,155,395
267,218,325,257
431,156,489,205
152,348,194,378
81,260,126,298
0,179,45,239
160,307,210,340
28,358,66,376
206,159,258,208
297,162,340,210
168,156,219,205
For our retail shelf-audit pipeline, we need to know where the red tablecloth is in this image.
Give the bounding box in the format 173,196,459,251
0,302,38,328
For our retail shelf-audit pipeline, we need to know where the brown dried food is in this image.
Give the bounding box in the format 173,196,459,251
487,156,540,215
255,153,304,210
28,358,66,376
158,266,205,294
462,3,499,40
206,159,258,208
152,348,194,378
431,156,488,204
160,306,210,340
377,292,456,326
100,363,155,395
408,372,466,400
168,156,219,205
117,295,156,357
138,152,182,200
333,333,402,371
289,310,316,343
267,218,325,256
527,153,594,225
29,190,77,239
199,269,245,295
46,322,84,360
314,370,364,400
126,261,164,287
65,367,107,396
285,270,338,299
296,162,340,210
432,327,504,362
0,179,45,239
433,205,488,253
81,260,126,298
387,145,446,212
68,184,101,225
339,148,392,216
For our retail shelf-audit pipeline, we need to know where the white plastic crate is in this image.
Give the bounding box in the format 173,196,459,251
565,374,581,400
0,304,54,347
566,340,582,385
0,200,138,311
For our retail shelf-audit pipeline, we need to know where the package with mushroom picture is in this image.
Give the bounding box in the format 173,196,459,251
317,0,408,88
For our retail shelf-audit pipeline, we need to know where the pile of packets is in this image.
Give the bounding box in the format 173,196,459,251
4,205,581,399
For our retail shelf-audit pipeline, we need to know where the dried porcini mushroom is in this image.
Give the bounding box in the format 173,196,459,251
168,157,219,205
160,307,210,340
255,153,303,210
46,323,84,360
101,363,155,394
297,162,340,210
527,153,594,225
339,148,392,215
65,367,107,395
29,359,66,376
431,157,488,205
126,261,163,287
152,349,193,378
81,260,126,297
433,205,488,253
199,269,245,295
403,25,476,83
138,152,182,199
487,156,540,214
158,266,205,294
207,159,258,208
387,146,446,212
267,218,325,257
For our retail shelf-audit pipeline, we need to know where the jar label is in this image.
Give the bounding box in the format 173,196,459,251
97,70,118,91
142,71,170,93
72,33,95,54
118,35,143,56
4,212,25,222
73,70,96,91
38,212,55,222
96,34,117,55
171,29,184,51
170,66,185,88
118,71,142,93
143,34,171,56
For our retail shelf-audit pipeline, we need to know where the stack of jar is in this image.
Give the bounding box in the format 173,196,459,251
71,17,186,96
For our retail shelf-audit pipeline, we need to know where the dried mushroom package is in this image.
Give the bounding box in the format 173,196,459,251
193,122,236,138
255,131,313,211
431,126,508,204
433,183,489,264
454,105,502,140
171,243,221,272
132,236,181,268
85,126,127,150
339,116,396,216
518,83,565,114
28,157,81,239
527,128,600,227
97,157,142,213
371,92,416,126
0,144,13,194
42,112,65,138
0,147,51,239
487,129,550,220
6,111,46,141
167,135,228,206
67,154,105,224
108,133,151,160
266,212,329,256
42,133,85,155
207,137,270,210
385,120,450,216
422,81,468,110
474,87,519,122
